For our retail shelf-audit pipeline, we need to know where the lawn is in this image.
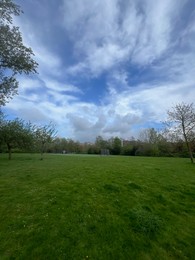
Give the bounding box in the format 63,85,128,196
0,154,195,259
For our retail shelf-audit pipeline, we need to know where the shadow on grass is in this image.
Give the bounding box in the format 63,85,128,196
127,182,143,191
103,183,120,193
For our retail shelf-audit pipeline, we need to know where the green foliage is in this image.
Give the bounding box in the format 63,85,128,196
110,136,122,155
0,116,57,160
0,154,194,259
0,117,34,159
47,134,195,158
0,0,38,106
34,123,57,159
95,135,109,152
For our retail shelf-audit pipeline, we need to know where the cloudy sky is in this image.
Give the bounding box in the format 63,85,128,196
3,0,195,141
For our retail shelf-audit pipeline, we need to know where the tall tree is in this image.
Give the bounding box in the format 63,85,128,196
139,128,160,144
110,137,122,155
166,103,195,163
95,136,109,152
0,0,38,106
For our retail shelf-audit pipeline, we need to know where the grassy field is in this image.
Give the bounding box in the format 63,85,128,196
0,154,195,259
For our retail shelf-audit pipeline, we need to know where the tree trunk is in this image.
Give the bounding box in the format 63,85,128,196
182,123,194,163
185,138,194,164
41,150,43,160
7,144,12,160
40,143,44,160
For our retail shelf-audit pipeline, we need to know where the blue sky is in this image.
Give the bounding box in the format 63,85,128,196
3,0,195,141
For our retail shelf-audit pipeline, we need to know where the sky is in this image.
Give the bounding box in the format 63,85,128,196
3,0,195,142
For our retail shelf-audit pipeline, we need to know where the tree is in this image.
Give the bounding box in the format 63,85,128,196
95,136,109,153
0,0,38,106
166,103,195,163
110,137,122,155
34,123,57,160
138,128,163,156
0,117,34,159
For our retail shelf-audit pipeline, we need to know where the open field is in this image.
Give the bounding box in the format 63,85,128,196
0,154,195,259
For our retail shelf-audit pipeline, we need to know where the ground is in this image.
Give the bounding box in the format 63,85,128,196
0,154,194,259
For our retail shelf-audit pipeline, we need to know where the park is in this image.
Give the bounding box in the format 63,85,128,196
0,153,194,259
1,1,195,259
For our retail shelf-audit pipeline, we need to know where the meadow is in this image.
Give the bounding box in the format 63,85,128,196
0,154,194,259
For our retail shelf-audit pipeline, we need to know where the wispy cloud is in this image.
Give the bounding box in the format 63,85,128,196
3,0,195,141
63,0,186,76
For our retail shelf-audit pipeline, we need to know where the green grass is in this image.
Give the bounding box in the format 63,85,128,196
0,154,195,259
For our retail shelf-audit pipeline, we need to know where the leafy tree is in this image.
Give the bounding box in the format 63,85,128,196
95,136,109,153
138,128,163,156
34,123,57,160
110,137,122,155
0,0,38,106
139,128,162,144
121,144,134,156
166,103,195,163
0,117,34,159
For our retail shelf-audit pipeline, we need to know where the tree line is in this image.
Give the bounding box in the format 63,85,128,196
0,104,195,162
0,116,56,160
0,120,192,160
46,126,195,160
47,102,195,163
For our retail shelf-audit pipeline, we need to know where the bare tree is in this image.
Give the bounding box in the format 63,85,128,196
34,123,57,160
167,103,195,163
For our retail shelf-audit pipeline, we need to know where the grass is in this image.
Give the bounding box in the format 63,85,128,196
0,153,195,259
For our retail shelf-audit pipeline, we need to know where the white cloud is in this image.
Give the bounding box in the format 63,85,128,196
17,77,42,92
5,75,195,142
131,0,180,64
14,16,63,77
3,0,195,142
44,79,82,93
63,0,185,76
67,78,195,141
33,47,62,77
